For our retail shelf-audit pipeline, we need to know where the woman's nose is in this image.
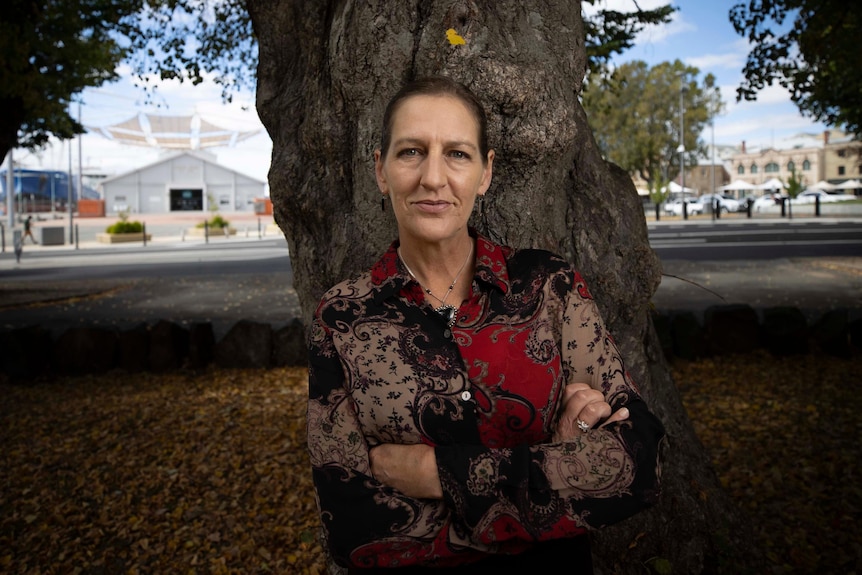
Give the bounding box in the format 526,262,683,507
420,151,446,190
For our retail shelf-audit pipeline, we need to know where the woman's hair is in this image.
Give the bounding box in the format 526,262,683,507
379,75,490,164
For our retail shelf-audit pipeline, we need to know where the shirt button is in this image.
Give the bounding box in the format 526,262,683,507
460,390,472,401
443,328,452,338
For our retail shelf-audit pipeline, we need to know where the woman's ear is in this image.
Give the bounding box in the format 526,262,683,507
374,149,388,194
479,149,495,195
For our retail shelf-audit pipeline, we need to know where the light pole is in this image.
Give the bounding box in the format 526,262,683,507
678,80,687,219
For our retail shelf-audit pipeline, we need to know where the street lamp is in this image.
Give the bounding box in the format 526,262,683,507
678,81,688,218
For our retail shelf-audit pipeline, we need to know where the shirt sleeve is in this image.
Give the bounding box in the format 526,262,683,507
434,268,665,541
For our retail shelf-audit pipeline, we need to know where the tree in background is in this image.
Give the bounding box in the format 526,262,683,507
0,0,669,164
730,1,862,139
0,0,137,162
785,167,805,199
249,1,762,572
582,60,723,192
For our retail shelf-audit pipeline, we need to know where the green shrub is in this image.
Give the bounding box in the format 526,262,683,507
105,221,143,234
195,215,231,229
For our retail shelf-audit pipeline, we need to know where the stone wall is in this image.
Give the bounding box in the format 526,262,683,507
2,305,860,380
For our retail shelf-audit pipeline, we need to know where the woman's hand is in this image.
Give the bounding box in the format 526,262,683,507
369,443,443,500
553,383,630,442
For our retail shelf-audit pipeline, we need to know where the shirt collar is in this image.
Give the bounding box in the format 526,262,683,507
370,229,511,305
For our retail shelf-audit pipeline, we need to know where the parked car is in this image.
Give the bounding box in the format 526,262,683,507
698,193,740,214
752,193,786,212
792,189,857,204
663,197,703,216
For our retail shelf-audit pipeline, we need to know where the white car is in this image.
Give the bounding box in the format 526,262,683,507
663,198,703,216
698,193,740,214
752,193,785,212
792,189,857,204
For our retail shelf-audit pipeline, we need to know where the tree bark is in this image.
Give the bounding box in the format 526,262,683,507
248,1,764,572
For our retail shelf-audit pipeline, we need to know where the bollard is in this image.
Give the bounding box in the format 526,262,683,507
143,222,147,246
780,198,786,217
75,224,79,250
204,221,209,244
258,217,262,238
683,200,688,220
1,222,4,253
815,196,821,217
715,200,721,220
654,204,660,221
746,198,753,218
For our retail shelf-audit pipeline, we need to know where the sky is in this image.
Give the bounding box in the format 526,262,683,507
12,1,829,185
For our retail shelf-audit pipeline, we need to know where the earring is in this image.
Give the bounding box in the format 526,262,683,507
381,195,386,212
478,195,485,218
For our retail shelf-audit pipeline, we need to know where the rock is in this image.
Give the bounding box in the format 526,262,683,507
148,321,190,372
53,327,118,375
671,312,707,360
118,323,150,372
272,319,307,367
215,320,273,369
704,304,760,356
0,326,54,380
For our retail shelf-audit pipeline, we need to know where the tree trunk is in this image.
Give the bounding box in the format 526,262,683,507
247,1,764,572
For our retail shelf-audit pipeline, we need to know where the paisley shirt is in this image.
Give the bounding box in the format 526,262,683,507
307,231,665,569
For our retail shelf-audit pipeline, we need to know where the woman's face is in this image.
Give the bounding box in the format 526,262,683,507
375,94,494,247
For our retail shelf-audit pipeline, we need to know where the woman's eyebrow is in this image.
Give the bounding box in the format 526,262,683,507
392,137,478,150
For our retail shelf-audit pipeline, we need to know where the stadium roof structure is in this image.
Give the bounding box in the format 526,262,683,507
89,113,260,150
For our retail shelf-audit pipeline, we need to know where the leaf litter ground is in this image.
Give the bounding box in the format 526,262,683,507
2,352,860,574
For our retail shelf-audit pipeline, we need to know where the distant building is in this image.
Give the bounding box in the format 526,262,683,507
822,130,862,185
730,138,823,190
0,168,99,215
99,150,266,215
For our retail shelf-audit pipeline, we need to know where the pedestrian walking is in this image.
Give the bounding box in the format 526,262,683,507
22,216,38,244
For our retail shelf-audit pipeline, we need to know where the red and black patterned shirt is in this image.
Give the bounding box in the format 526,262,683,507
307,231,664,570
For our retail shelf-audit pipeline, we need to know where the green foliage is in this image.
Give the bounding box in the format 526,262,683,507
730,1,862,138
106,220,143,234
784,168,805,199
649,172,671,206
582,1,676,77
196,215,231,229
0,0,139,158
582,60,723,191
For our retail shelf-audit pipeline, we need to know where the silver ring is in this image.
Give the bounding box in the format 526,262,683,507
576,419,590,432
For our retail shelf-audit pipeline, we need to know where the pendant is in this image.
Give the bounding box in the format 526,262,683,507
434,304,457,327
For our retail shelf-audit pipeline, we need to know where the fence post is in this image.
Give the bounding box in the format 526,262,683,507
143,222,147,246
204,220,209,244
75,224,79,250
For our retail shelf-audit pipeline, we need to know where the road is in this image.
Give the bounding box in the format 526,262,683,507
648,218,862,260
1,219,860,335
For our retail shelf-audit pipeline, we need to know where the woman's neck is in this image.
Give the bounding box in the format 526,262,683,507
397,235,476,307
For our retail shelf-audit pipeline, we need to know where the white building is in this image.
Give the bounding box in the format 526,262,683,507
99,150,266,215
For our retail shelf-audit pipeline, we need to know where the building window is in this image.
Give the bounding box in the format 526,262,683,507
838,149,846,158
751,164,759,174
765,162,779,173
838,166,845,176
787,160,795,172
737,164,745,174
802,160,811,171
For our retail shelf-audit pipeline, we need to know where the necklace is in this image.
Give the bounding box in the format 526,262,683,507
397,243,473,327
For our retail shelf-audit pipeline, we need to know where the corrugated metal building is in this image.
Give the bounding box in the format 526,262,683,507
98,151,266,215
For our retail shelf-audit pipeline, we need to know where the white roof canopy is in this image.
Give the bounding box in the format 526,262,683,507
717,179,757,191
89,113,260,150
836,179,862,189
756,177,786,190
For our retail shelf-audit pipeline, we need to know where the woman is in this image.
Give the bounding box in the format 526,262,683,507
307,76,665,573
